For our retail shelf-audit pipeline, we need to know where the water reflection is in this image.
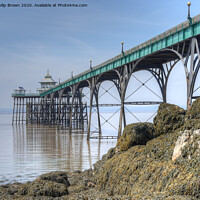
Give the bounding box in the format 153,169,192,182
7,124,116,184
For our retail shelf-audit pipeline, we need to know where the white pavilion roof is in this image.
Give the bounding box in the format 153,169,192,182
39,72,57,84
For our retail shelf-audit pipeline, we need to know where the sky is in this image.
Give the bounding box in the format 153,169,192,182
0,0,200,109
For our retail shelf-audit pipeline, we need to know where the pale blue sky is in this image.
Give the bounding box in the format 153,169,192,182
0,0,200,108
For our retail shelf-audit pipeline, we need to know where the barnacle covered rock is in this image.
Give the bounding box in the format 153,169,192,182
154,103,186,136
37,171,70,186
116,122,154,151
183,97,200,130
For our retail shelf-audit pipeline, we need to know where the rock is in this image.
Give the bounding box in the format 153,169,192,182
116,122,154,151
19,180,68,197
183,98,200,130
102,147,116,160
37,171,70,186
172,130,191,161
87,181,96,188
186,97,200,120
96,129,200,198
154,103,186,136
172,129,200,161
0,182,22,196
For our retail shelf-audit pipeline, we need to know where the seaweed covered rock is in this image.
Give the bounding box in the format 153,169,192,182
19,180,68,197
0,182,22,197
183,97,200,130
102,147,116,160
0,180,69,198
96,129,200,198
37,171,70,186
154,103,186,136
186,97,200,119
116,123,154,151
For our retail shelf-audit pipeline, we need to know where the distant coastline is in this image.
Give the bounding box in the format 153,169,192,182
0,108,12,114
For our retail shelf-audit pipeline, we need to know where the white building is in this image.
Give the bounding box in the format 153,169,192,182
13,86,26,96
37,70,57,94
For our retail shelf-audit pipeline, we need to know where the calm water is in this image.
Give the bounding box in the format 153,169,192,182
0,114,117,185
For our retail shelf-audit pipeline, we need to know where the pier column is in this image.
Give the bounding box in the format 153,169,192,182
118,65,129,138
19,98,21,123
187,37,196,109
43,96,48,124
57,90,64,128
22,98,24,123
12,98,16,125
39,97,44,124
69,85,77,134
178,37,200,110
16,98,18,124
37,97,40,124
66,94,70,126
94,90,102,137
49,93,54,125
78,90,84,130
118,89,126,138
87,81,95,140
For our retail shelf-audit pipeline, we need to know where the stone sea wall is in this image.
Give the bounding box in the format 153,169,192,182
1,99,200,199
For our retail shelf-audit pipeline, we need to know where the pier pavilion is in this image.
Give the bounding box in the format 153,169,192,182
12,72,88,129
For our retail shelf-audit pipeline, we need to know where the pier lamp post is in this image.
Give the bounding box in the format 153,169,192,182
121,42,124,54
71,71,73,79
187,2,191,22
90,60,92,70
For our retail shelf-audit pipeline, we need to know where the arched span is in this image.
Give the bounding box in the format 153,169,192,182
97,79,121,99
145,59,180,102
46,94,51,99
75,79,91,92
95,69,120,86
125,69,163,103
161,48,188,77
52,91,59,98
57,86,73,100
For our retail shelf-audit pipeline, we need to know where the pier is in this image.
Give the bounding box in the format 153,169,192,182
12,14,200,140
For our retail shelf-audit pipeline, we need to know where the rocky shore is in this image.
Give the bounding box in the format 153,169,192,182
1,99,200,199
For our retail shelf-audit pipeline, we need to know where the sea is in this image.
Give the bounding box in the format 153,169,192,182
0,107,157,185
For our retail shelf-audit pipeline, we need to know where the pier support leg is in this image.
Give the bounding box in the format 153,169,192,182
118,65,129,138
16,98,18,124
94,91,102,137
78,90,84,130
57,90,63,128
22,98,24,124
12,98,16,125
118,91,125,139
19,98,21,123
123,105,126,128
87,86,94,140
187,37,195,110
69,85,77,134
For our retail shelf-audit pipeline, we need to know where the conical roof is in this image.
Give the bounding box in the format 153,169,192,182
39,70,57,84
